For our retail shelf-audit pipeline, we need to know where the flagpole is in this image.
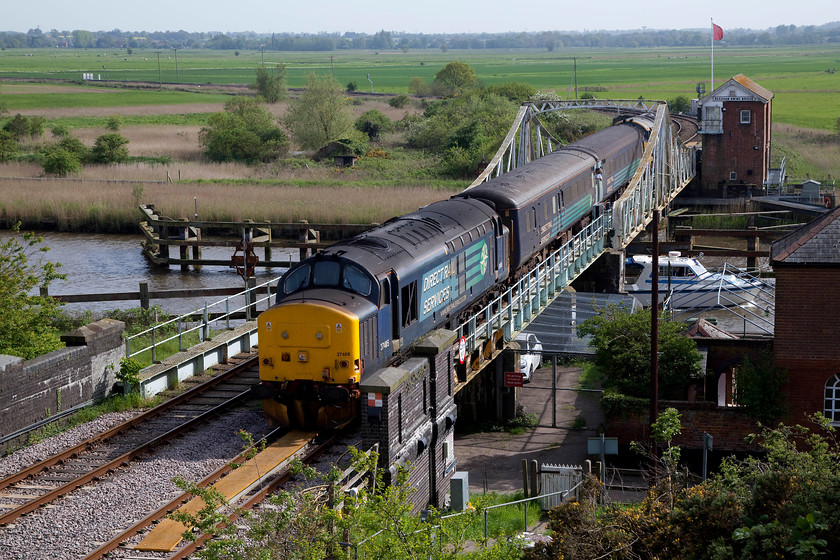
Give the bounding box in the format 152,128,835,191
711,18,715,91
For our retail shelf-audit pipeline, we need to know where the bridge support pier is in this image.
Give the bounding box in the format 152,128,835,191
359,330,459,511
571,250,625,294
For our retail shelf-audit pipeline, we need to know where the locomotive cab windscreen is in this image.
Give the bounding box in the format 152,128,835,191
278,257,378,305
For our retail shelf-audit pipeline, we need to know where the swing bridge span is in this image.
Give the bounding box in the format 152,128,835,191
451,100,698,385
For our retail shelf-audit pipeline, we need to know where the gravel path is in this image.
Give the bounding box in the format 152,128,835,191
0,409,270,560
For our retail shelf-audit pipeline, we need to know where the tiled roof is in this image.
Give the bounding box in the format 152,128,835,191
701,74,774,104
731,74,774,102
771,206,840,264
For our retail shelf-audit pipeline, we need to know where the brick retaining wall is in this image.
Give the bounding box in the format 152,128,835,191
0,319,125,449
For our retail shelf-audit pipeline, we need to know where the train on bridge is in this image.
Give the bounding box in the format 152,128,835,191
255,113,656,428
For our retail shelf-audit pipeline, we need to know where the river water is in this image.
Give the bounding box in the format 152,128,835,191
9,231,774,336
6,231,293,317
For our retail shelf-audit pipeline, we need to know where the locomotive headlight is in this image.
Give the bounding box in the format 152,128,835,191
339,360,349,369
297,351,309,362
282,330,289,339
316,331,323,340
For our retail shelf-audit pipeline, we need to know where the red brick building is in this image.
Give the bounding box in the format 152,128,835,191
698,74,773,194
771,206,840,423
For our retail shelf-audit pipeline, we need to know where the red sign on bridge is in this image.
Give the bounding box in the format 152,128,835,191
504,371,523,387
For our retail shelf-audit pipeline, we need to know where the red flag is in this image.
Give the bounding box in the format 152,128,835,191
713,23,724,41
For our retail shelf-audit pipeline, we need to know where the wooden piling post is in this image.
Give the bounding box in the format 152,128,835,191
139,282,149,309
264,221,272,263
747,227,759,270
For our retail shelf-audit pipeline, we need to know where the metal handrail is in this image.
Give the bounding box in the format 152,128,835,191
124,276,282,361
456,212,610,357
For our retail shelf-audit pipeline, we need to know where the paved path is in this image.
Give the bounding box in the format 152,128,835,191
454,365,604,495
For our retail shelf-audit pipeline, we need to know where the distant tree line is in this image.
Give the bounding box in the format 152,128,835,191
2,23,840,51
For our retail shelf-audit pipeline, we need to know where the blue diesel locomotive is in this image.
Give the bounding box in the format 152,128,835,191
257,113,653,428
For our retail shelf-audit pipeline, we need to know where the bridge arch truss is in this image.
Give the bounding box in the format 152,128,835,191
452,101,697,385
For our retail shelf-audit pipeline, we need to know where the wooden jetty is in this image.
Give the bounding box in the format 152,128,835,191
139,204,376,271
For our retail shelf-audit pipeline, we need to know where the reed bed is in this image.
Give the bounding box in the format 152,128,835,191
772,123,840,181
0,178,456,232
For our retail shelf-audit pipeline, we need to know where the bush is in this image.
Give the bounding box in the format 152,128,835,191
254,64,287,103
28,116,46,138
50,123,70,138
42,146,81,176
388,94,410,108
354,109,392,140
3,113,30,140
734,353,788,422
346,81,358,92
89,132,129,163
578,304,702,399
669,95,691,113
200,97,289,163
0,130,18,162
484,81,537,102
105,115,122,131
58,135,90,160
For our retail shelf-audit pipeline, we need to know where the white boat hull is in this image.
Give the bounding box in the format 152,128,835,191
624,253,764,309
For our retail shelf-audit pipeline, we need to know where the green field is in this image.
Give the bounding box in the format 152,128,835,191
2,45,839,129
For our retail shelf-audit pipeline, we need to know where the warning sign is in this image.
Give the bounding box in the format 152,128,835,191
504,371,523,387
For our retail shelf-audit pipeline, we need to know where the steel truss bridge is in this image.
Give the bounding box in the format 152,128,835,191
452,101,697,390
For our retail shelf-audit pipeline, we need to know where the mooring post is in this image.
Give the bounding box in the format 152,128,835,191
179,219,189,272
247,278,258,320
139,282,149,309
264,220,273,264
747,226,759,270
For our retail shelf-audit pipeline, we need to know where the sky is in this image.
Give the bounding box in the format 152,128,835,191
3,0,836,35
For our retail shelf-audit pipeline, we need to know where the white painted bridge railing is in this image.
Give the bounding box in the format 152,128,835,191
467,99,668,190
610,103,696,249
456,213,611,360
456,102,697,359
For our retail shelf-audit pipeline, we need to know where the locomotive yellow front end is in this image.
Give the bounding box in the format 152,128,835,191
258,300,361,429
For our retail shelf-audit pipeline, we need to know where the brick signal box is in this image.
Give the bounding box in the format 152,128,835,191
697,74,773,196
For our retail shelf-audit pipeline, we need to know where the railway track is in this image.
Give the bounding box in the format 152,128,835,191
81,430,335,560
0,351,261,527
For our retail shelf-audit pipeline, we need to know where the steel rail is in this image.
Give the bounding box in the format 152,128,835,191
79,426,296,560
168,433,338,560
0,354,259,526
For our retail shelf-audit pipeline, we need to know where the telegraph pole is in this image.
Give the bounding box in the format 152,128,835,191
173,48,179,81
155,51,162,89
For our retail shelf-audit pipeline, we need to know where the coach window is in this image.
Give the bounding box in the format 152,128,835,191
825,374,840,424
283,264,310,293
313,260,341,287
740,110,751,124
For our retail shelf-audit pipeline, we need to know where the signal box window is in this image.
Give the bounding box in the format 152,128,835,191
740,110,751,124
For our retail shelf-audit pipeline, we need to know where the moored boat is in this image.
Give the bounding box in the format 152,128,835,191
624,252,764,308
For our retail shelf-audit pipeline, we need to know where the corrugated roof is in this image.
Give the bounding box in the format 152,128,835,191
771,206,840,264
731,74,774,102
